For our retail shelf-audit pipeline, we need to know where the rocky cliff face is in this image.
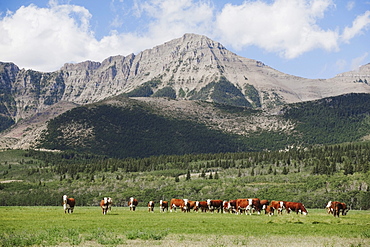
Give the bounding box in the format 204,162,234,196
1,33,370,123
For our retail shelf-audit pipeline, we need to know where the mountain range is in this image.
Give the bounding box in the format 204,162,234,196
1,33,370,156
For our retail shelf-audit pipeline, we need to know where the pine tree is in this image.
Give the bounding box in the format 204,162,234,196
186,170,191,180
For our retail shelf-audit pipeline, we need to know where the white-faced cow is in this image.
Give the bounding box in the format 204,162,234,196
259,199,270,211
128,197,138,211
188,200,198,212
327,201,349,217
326,201,333,214
100,197,112,215
207,199,223,213
197,201,209,213
270,200,285,215
148,201,154,212
284,201,308,215
235,198,261,215
159,200,168,212
170,198,189,212
62,195,75,214
265,205,275,216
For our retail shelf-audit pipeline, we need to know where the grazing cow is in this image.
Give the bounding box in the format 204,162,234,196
270,200,285,215
223,200,230,213
159,200,168,212
197,201,209,213
148,201,154,212
100,197,112,215
128,197,138,211
328,201,349,217
235,199,252,215
326,201,333,214
107,197,113,212
259,200,270,211
265,205,275,216
188,200,198,212
227,200,237,213
284,201,308,215
62,195,75,214
207,199,223,213
170,198,189,212
236,198,261,215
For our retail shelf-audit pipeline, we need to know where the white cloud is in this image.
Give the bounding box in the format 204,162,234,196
341,10,370,43
0,0,368,73
0,4,96,71
214,0,339,59
0,0,214,71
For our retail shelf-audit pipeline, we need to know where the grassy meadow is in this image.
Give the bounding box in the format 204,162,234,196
1,206,369,246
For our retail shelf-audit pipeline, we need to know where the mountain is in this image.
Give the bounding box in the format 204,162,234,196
1,33,370,151
11,93,370,158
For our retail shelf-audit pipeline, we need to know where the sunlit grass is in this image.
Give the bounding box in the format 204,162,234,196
1,207,369,246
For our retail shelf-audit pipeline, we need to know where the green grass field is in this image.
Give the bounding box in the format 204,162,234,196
1,206,369,246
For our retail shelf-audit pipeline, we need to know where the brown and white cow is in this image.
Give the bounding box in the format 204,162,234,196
170,198,189,212
236,198,261,215
265,205,275,216
270,200,285,215
148,201,154,212
62,195,75,214
128,197,138,211
284,201,308,215
259,200,270,211
235,199,252,215
327,201,349,217
207,199,223,213
326,201,333,214
188,200,198,212
100,197,112,215
197,201,209,213
159,200,168,212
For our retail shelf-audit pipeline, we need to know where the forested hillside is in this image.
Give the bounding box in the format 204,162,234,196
1,142,369,209
36,93,370,158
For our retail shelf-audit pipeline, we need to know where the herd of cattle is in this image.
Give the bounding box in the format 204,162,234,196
62,195,349,217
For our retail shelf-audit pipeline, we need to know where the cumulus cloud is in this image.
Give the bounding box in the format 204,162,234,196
341,10,370,43
0,4,97,71
0,0,214,71
0,0,369,72
214,0,339,59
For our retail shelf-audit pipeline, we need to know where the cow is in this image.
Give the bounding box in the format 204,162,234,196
284,201,308,215
236,198,261,215
270,200,285,215
170,198,189,212
265,205,275,216
188,200,198,212
159,200,168,212
128,197,138,211
223,200,230,213
207,199,223,213
197,201,209,213
148,201,154,212
235,199,252,215
62,195,75,214
327,201,349,217
227,200,237,213
326,201,334,214
259,200,270,211
107,197,113,212
100,197,112,215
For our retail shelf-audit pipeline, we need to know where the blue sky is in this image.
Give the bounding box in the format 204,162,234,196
0,0,369,79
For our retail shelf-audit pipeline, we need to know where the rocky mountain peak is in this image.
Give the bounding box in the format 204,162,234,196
1,33,370,124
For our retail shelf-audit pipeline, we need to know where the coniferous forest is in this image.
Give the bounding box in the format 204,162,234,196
0,142,369,209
